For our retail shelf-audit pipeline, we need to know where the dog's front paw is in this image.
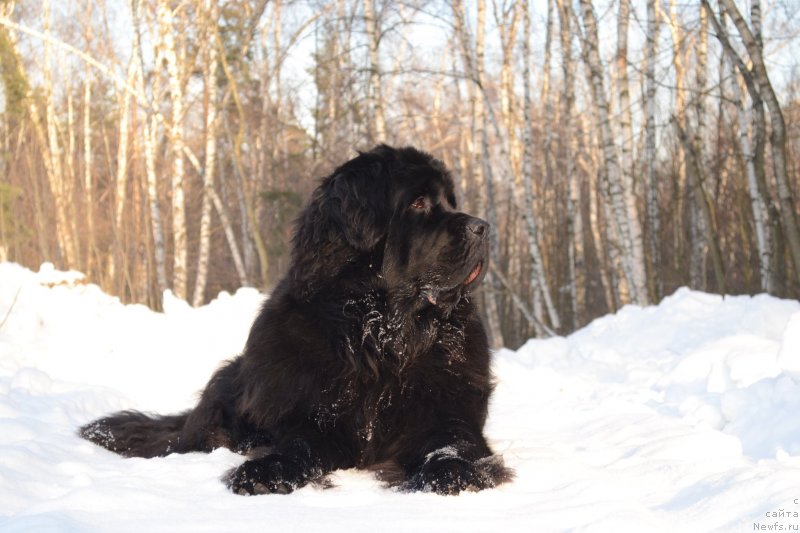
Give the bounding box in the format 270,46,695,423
403,449,513,495
225,454,306,495
404,453,482,495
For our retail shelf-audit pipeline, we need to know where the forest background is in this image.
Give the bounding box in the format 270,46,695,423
1,0,798,349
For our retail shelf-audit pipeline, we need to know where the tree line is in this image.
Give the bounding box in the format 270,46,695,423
1,0,799,348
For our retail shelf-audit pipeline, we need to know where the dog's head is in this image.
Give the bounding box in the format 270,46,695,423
291,145,489,307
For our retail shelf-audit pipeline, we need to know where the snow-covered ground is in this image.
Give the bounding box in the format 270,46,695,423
1,262,799,532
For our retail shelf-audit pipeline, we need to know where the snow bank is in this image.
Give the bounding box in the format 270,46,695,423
1,263,798,532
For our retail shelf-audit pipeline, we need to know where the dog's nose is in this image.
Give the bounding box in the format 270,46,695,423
466,218,489,238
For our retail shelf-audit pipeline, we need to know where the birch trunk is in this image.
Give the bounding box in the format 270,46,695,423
363,0,386,143
523,0,561,334
326,2,342,153
451,3,473,211
218,48,270,289
476,0,504,347
663,0,687,274
83,73,95,274
495,0,521,178
705,0,782,292
673,118,726,294
644,0,660,299
616,0,649,296
689,4,709,288
66,83,78,264
157,0,188,300
742,56,774,292
452,0,503,346
193,0,219,307
556,0,584,326
731,69,771,292
133,0,167,296
209,186,248,287
113,57,136,236
718,0,800,288
576,0,648,306
109,44,139,291
179,134,248,289
540,0,554,195
576,111,614,311
749,1,761,44
42,0,76,267
81,0,97,276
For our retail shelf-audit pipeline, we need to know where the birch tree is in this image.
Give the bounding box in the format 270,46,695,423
556,0,584,326
716,0,800,288
576,0,648,306
730,67,772,292
109,26,139,291
662,0,688,273
42,0,77,267
81,1,96,277
156,0,188,300
363,0,386,143
615,0,636,243
689,4,710,288
452,0,505,347
703,0,776,293
672,117,726,294
133,0,167,297
5,0,800,345
522,0,560,334
192,0,220,307
643,0,660,299
492,0,521,179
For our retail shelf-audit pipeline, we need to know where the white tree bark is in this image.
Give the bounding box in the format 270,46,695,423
644,0,660,298
192,0,220,307
662,0,688,275
672,117,726,293
452,0,475,212
576,0,648,306
109,39,139,288
475,0,504,347
179,138,248,289
157,0,188,300
615,0,636,247
113,57,136,234
522,0,561,334
452,0,504,347
42,0,76,267
133,0,167,296
705,1,773,293
495,0,522,177
718,0,800,288
689,4,709,288
83,69,94,271
363,0,386,142
540,0,554,193
731,69,771,292
556,0,584,326
209,187,248,287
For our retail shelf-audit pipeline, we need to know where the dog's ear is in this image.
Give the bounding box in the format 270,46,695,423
290,150,392,297
326,163,390,250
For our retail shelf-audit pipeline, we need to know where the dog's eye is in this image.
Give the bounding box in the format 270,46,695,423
410,197,426,210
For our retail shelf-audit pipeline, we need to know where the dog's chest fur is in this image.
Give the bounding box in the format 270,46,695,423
313,290,470,458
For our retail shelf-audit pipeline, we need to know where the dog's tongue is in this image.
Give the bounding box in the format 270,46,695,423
464,262,482,285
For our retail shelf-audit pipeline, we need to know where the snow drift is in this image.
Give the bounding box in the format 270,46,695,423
0,262,798,532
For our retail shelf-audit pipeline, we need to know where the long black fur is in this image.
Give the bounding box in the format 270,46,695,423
80,145,512,495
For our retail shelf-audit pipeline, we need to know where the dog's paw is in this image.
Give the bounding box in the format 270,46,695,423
403,450,512,495
225,454,306,495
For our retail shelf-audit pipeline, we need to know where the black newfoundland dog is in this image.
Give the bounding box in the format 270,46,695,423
81,145,511,495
